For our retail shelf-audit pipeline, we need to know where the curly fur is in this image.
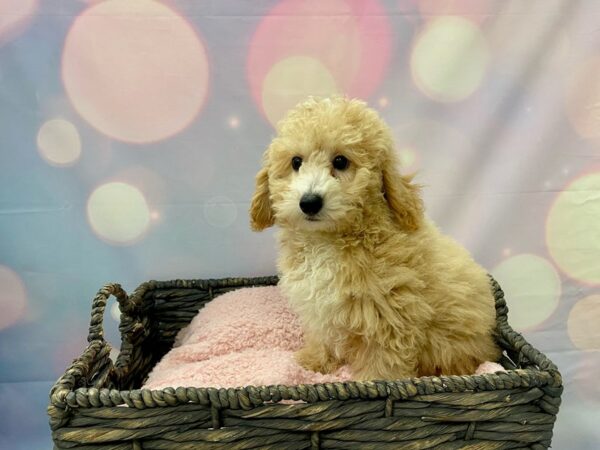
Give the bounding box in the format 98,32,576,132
250,96,500,380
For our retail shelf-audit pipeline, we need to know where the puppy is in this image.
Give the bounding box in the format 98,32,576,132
249,97,500,380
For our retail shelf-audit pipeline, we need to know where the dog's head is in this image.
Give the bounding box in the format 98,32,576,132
250,97,423,233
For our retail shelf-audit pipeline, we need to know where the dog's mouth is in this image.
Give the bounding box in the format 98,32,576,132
305,216,320,222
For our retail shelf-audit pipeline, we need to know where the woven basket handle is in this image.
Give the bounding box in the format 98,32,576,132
87,283,132,342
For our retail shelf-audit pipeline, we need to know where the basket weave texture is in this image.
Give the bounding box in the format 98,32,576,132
48,276,562,449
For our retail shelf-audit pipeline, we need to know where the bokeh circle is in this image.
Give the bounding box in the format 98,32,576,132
492,254,561,330
546,172,600,285
0,0,38,45
262,56,340,128
568,295,600,351
397,146,419,173
248,0,391,126
37,118,81,166
411,16,489,102
62,0,209,144
204,196,238,228
0,265,27,330
87,182,151,245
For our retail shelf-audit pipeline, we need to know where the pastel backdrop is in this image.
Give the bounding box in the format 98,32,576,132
0,0,599,448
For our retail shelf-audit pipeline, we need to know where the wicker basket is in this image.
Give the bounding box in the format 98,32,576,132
48,276,562,449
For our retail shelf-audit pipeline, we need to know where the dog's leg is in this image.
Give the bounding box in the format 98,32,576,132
351,342,418,381
427,333,502,376
295,334,342,374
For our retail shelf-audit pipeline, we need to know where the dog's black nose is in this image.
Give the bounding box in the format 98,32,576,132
299,193,323,216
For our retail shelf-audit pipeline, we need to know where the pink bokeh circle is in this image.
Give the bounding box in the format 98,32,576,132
62,0,209,144
247,0,392,125
0,0,38,46
0,265,27,330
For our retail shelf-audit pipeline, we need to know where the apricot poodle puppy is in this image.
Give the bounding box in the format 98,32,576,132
249,97,500,380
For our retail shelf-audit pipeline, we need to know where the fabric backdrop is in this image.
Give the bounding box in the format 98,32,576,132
0,1,599,448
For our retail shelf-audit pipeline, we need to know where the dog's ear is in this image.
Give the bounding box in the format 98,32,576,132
249,166,274,231
382,163,424,231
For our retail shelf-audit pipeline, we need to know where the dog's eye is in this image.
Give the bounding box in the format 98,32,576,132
291,156,302,171
332,155,349,170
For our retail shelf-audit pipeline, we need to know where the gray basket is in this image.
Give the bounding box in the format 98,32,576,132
48,276,562,449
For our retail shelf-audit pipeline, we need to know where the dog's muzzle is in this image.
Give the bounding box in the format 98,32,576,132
299,193,323,216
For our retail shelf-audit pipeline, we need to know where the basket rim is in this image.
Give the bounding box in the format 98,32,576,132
51,358,560,411
49,276,563,415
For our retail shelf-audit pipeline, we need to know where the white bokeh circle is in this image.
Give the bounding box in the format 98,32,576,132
87,182,151,245
492,254,561,330
37,118,81,167
203,196,238,228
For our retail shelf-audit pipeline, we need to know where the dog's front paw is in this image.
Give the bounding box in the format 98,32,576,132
295,346,338,374
294,347,324,373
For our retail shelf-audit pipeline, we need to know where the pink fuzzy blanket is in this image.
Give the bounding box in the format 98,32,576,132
143,286,503,390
